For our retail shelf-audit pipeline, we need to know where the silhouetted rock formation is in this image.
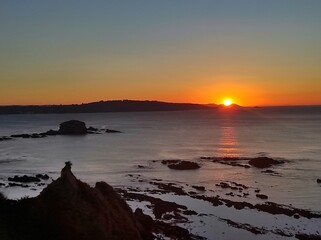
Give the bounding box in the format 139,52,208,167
248,157,284,168
58,120,87,135
0,163,153,240
0,121,121,141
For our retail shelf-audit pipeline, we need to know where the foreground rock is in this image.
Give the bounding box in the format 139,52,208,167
0,163,152,240
248,157,284,168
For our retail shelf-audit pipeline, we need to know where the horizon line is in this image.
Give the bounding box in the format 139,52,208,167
0,99,321,108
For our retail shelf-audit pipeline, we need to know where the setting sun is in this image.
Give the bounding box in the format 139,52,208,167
223,99,232,106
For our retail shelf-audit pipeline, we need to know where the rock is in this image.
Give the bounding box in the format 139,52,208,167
8,175,41,183
106,129,121,133
36,174,50,180
0,163,152,240
256,194,268,200
43,129,59,136
134,208,154,239
167,161,200,170
317,179,321,183
8,182,29,188
0,192,5,200
87,126,98,132
11,134,31,138
248,157,284,168
161,160,181,165
58,120,87,135
216,182,230,189
293,213,300,219
162,213,173,220
295,233,321,240
192,185,205,191
0,136,12,141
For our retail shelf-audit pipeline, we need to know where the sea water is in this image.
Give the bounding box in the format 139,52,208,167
0,107,321,211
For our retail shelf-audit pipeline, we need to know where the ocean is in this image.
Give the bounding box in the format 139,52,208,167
1,107,321,213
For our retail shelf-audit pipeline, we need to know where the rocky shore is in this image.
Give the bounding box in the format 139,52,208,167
0,162,207,240
1,155,321,239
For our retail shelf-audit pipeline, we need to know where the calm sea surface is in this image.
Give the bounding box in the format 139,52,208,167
1,107,321,211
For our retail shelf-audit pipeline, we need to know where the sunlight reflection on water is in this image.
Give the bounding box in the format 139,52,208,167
218,125,240,157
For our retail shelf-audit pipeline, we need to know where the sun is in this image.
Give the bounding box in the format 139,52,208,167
223,99,232,106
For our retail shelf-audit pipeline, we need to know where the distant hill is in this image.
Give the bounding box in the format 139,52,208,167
0,100,214,114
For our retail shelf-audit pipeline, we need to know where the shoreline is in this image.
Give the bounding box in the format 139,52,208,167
1,159,321,239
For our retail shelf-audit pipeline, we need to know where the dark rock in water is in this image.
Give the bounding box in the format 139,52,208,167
293,213,300,219
58,120,87,135
161,159,181,165
261,169,275,174
30,133,46,138
295,233,321,240
87,126,98,132
0,136,12,141
256,194,268,200
317,179,321,183
8,175,41,183
43,129,59,136
167,161,200,170
8,182,29,188
11,133,32,138
248,157,284,168
36,174,50,180
106,129,122,133
0,163,152,240
192,185,205,191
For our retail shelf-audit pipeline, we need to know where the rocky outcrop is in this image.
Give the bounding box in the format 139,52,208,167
248,157,284,168
58,120,87,135
0,163,153,240
167,161,200,170
0,120,122,141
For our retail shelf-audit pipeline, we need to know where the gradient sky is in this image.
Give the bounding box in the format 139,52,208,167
1,1,321,106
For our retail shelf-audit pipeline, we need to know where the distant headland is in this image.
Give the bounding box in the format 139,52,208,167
0,100,216,115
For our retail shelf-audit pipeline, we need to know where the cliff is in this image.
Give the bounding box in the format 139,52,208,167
0,164,153,240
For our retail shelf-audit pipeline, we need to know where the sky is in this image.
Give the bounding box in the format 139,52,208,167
1,1,321,106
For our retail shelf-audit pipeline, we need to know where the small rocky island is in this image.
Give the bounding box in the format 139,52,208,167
0,120,121,141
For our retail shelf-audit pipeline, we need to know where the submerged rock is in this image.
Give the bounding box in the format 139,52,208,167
248,157,284,168
0,163,152,240
58,120,87,135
